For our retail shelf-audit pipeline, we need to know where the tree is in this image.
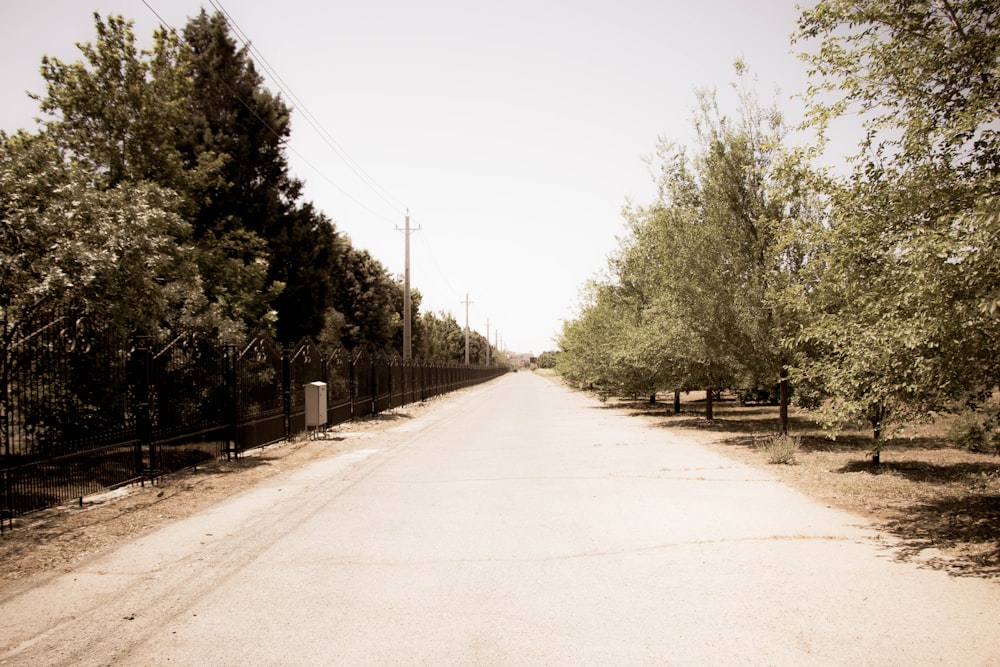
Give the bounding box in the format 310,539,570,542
20,9,425,353
556,281,626,394
416,311,495,365
792,0,1000,458
178,10,315,338
267,203,344,342
179,9,298,240
34,14,193,192
0,131,210,341
418,311,467,363
333,248,400,353
536,351,559,369
391,287,424,358
0,131,223,456
796,0,1000,182
31,12,277,336
601,71,818,427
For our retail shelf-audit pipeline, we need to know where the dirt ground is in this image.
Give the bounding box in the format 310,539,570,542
3,378,999,589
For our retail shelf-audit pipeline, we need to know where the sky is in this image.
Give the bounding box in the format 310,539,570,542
0,0,837,355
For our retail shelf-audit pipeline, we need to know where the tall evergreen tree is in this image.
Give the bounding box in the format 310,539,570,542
179,9,298,239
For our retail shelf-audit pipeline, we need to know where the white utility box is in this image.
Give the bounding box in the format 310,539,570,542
305,381,328,428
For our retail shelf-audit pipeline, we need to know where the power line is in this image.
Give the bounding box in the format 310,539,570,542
207,0,408,217
140,0,399,226
413,228,464,300
461,291,474,366
143,1,479,332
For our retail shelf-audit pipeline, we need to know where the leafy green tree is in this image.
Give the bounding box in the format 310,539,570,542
556,277,660,398
267,203,343,342
418,311,466,363
466,330,492,366
34,14,193,191
792,0,1000,458
604,74,818,426
19,9,431,356
685,79,819,429
333,248,400,352
390,286,424,358
178,10,313,337
30,12,276,336
536,351,559,369
0,129,225,453
416,311,493,364
796,0,999,182
0,131,210,339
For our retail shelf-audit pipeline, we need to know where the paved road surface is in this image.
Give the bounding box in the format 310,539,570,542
2,372,999,665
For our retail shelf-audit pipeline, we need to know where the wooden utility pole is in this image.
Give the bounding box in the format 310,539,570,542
396,210,419,360
462,292,473,366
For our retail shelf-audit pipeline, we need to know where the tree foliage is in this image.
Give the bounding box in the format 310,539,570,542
0,131,210,337
7,10,422,356
796,0,1000,181
559,69,818,427
34,14,194,192
791,0,1000,456
558,2,1000,457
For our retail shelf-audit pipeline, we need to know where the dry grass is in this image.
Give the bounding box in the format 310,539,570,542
605,391,1000,579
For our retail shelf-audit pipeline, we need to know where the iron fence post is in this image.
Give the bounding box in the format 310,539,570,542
132,338,152,477
282,344,292,439
349,352,356,420
226,345,238,460
370,351,377,415
1,388,8,534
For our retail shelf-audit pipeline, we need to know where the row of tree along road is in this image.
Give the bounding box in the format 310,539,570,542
1,10,509,528
556,0,1000,463
1,10,504,377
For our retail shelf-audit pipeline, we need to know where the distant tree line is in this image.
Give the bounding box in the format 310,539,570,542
1,10,504,367
556,0,1000,461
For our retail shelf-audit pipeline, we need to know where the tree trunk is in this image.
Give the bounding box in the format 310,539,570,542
870,404,884,465
650,393,656,405
778,363,789,436
705,387,714,421
673,390,681,414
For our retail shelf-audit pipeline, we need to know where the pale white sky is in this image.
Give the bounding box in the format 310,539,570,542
1,0,840,354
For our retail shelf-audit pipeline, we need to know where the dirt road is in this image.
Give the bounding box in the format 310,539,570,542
2,372,999,665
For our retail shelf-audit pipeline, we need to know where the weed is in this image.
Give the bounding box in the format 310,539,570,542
759,434,801,465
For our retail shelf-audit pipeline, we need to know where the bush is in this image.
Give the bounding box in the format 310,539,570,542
759,434,800,464
536,350,559,369
737,385,778,406
948,409,999,454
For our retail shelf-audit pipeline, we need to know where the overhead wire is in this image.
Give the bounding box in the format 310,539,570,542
207,0,409,217
140,0,401,227
413,226,468,305
141,1,483,328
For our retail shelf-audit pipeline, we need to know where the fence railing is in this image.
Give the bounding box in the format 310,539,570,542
1,316,506,532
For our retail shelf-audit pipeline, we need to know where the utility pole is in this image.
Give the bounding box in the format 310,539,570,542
462,291,473,366
395,210,419,360
486,318,490,366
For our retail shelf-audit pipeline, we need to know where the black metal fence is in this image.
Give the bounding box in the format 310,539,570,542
1,313,506,532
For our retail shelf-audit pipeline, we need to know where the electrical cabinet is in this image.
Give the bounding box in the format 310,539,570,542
305,381,328,428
